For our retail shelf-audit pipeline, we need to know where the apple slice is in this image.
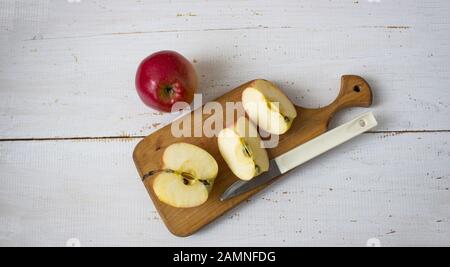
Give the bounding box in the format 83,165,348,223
242,79,297,135
151,143,218,208
218,116,269,180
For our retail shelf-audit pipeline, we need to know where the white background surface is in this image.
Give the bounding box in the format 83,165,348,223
0,0,449,246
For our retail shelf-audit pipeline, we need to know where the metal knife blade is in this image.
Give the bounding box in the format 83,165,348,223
220,160,281,201
220,111,378,201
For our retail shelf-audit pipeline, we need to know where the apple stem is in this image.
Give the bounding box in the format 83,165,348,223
141,169,173,181
164,85,174,96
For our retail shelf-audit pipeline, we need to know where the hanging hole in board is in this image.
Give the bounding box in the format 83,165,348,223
359,120,366,127
353,85,361,92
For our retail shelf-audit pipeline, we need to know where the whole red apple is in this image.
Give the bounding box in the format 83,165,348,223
135,50,197,112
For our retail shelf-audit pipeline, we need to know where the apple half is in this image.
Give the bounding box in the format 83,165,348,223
218,116,269,181
151,143,218,208
242,79,297,135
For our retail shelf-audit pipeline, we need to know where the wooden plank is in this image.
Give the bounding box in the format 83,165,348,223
2,0,449,40
1,1,450,139
1,132,448,246
1,26,449,138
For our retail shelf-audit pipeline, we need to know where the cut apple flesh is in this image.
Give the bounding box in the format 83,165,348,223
163,143,218,180
242,79,297,135
234,116,270,176
151,142,218,208
153,172,209,208
218,128,256,180
218,117,269,181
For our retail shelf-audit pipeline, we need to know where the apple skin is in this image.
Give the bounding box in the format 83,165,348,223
135,51,197,112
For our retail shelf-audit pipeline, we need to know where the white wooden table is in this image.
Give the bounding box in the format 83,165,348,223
1,0,449,247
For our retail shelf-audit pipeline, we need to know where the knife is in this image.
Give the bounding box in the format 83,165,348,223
220,111,378,201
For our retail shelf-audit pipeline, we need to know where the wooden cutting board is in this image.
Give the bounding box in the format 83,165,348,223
133,75,373,237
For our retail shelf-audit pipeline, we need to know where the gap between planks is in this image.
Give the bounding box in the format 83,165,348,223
0,130,448,142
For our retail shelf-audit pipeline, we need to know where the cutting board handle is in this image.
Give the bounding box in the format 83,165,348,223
324,75,373,117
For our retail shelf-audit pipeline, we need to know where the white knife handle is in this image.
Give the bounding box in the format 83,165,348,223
274,112,377,174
